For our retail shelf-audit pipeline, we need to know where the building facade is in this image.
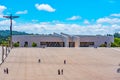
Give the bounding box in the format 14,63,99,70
12,33,114,47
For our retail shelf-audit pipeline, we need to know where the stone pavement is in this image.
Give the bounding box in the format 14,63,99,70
0,47,120,80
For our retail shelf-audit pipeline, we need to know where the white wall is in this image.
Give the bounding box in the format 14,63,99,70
13,35,64,47
79,36,114,47
12,35,114,47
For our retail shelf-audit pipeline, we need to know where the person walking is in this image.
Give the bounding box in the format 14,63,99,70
61,69,63,75
38,59,41,63
6,68,8,74
58,69,60,75
64,60,66,64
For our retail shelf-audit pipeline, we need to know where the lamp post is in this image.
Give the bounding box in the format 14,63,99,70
3,14,19,49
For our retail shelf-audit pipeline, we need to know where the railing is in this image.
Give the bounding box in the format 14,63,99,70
0,46,11,66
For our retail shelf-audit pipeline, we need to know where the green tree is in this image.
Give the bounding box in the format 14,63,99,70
99,44,106,47
111,38,120,47
1,41,9,46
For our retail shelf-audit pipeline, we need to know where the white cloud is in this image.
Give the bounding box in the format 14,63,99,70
67,16,81,20
16,10,28,14
84,20,90,24
35,4,56,12
0,5,7,18
96,17,120,24
6,22,118,35
0,5,6,13
1,12,120,35
110,13,120,17
0,20,16,25
0,20,16,30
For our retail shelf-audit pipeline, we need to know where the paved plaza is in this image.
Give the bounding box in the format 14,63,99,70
0,47,120,80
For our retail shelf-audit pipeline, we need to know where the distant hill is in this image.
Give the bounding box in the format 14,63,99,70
0,30,29,37
114,33,120,38
0,30,29,44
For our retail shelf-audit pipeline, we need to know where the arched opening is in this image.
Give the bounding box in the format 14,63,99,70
105,42,107,45
104,41,107,47
24,41,28,47
17,41,19,44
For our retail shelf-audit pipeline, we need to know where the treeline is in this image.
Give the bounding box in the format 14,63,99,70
0,30,29,36
111,33,120,47
0,30,29,44
114,33,120,38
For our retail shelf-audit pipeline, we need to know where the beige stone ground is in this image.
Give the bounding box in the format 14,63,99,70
0,47,120,80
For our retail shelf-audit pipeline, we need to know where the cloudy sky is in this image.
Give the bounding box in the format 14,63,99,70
0,0,120,35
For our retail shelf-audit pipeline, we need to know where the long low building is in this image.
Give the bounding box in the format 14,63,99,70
12,33,114,47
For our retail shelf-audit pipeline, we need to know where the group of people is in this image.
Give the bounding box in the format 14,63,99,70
4,68,8,74
3,58,66,75
58,69,63,75
57,60,66,75
38,58,66,75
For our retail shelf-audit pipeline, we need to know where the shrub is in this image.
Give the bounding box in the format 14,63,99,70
13,42,19,47
111,42,118,47
99,44,107,47
32,42,37,47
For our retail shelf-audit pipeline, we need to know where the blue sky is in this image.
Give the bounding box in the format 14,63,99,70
0,0,120,35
